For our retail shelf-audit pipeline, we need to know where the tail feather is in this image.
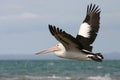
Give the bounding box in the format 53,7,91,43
91,53,104,62
95,53,104,59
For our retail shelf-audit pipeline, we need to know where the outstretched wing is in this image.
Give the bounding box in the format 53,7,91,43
76,4,101,51
49,25,83,51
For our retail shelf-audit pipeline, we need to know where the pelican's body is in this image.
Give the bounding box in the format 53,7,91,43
36,4,104,62
53,43,92,61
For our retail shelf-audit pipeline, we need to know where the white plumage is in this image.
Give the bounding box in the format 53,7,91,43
78,22,91,38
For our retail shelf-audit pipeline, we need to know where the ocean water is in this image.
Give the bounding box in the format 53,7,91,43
0,60,119,80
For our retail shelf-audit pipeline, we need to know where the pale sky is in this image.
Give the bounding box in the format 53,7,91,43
0,0,120,56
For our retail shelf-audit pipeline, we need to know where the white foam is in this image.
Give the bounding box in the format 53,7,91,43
97,66,103,69
0,74,116,80
0,75,72,80
88,74,112,80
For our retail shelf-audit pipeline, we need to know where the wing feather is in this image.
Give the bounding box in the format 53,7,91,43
76,4,101,51
49,25,83,51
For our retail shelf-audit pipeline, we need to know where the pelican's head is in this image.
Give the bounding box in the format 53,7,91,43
36,43,65,57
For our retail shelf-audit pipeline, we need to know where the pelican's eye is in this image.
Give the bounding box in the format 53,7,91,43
56,44,59,46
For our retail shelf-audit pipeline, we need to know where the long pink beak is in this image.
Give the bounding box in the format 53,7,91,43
35,46,60,55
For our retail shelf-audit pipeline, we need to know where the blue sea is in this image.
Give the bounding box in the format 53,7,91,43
0,60,119,80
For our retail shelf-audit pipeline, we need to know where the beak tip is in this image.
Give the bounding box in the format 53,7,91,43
35,52,41,55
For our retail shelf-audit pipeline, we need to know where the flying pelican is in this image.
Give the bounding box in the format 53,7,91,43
36,4,104,62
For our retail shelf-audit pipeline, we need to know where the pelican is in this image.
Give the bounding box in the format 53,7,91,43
36,4,104,62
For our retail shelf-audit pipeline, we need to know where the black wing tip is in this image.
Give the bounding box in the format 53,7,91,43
83,3,101,23
87,3,101,14
48,24,55,29
48,24,57,31
48,24,55,35
48,24,63,35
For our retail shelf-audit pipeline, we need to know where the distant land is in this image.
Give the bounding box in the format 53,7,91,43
0,52,120,60
103,52,120,60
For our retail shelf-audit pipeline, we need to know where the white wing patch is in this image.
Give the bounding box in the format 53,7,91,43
78,22,91,38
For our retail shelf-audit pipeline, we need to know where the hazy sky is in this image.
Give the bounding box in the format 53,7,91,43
0,0,120,56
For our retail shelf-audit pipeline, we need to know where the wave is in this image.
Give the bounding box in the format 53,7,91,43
87,74,112,80
0,74,119,80
0,75,71,80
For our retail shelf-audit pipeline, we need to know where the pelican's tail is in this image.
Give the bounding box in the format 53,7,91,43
91,53,104,62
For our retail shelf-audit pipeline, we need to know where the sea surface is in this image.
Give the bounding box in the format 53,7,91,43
0,60,119,80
